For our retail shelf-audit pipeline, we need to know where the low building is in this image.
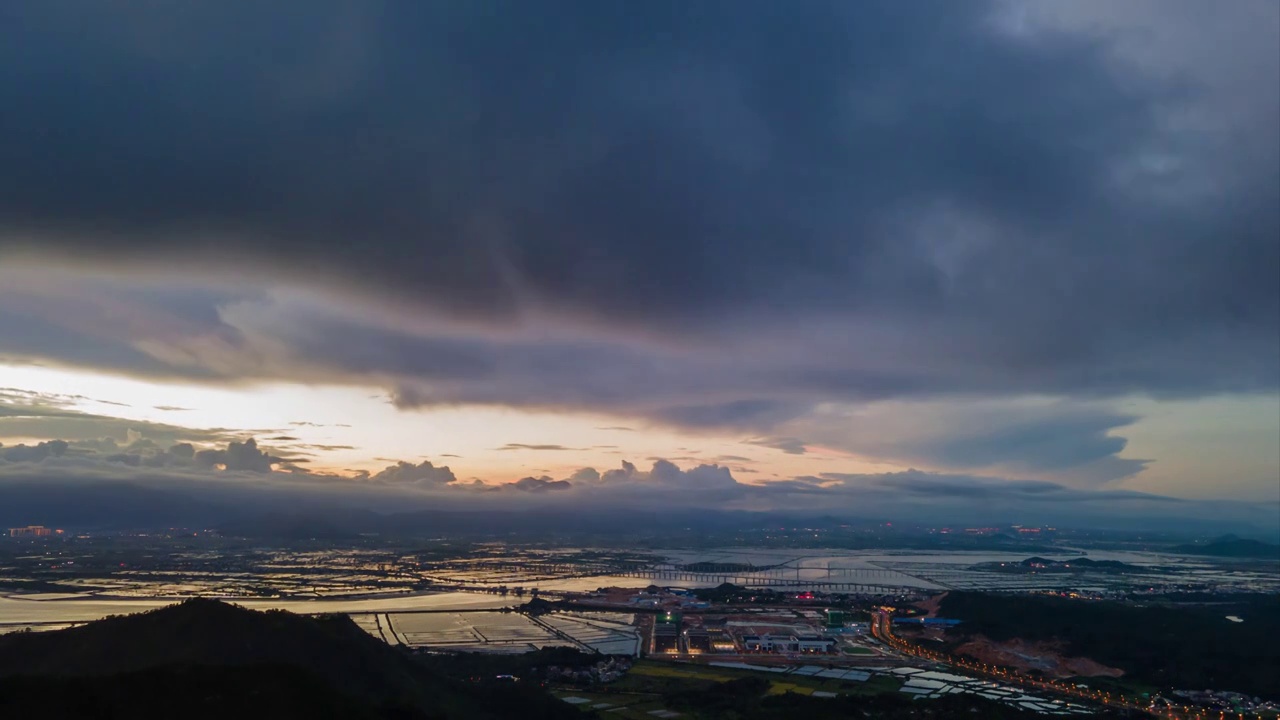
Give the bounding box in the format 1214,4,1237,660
653,624,680,653
741,634,799,652
8,525,56,538
796,635,835,653
683,628,711,653
708,629,737,653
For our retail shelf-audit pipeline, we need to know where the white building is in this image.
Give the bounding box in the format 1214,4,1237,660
796,635,835,653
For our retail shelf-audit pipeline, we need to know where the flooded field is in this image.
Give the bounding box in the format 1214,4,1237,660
540,612,642,655
0,590,514,629
349,610,642,655
427,547,1280,595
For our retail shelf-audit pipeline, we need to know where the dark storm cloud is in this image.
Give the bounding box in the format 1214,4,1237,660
650,400,808,430
0,305,189,379
0,0,1274,397
0,1,1275,490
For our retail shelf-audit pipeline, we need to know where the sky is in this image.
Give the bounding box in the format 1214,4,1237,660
0,1,1277,529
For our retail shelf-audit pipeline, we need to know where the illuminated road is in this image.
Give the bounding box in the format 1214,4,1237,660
868,611,1269,720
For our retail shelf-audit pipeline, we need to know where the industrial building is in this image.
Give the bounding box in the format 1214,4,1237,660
652,610,682,654
741,634,798,652
708,629,737,653
740,633,835,653
795,635,836,652
653,624,680,653
8,525,56,538
683,628,711,653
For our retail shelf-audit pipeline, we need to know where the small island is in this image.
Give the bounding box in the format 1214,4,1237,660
976,557,1141,574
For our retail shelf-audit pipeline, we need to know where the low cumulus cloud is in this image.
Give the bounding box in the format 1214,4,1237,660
1,439,1273,532
650,401,808,430
194,438,284,473
0,432,298,476
568,459,744,493
470,460,1228,529
512,476,572,493
1,439,69,462
368,460,457,486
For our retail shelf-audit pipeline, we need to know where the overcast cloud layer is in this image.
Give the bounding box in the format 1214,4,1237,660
0,1,1276,513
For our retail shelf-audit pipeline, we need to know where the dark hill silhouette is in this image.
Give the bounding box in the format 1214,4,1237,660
0,599,581,720
0,665,404,720
1171,535,1280,559
1013,557,1136,571
0,599,422,694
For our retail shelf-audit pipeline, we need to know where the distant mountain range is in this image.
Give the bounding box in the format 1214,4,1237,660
1170,535,1280,559
2,478,1276,539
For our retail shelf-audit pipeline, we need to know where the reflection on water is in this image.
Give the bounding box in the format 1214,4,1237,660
350,610,642,655
0,591,513,626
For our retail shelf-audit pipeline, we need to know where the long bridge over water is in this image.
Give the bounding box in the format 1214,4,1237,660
424,560,933,593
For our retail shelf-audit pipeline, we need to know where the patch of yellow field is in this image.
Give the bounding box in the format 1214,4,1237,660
628,663,737,682
766,682,814,696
